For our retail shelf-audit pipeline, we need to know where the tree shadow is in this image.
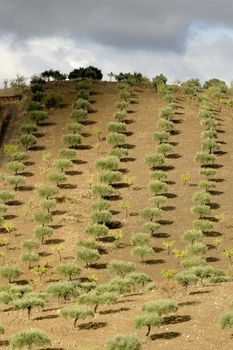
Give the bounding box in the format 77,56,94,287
204,230,222,237
150,331,181,340
50,224,63,229
164,193,177,199
122,143,135,149
20,171,34,177
0,340,9,347
40,121,56,127
210,202,220,210
90,263,107,270
162,206,175,211
34,314,59,321
166,153,182,159
81,132,92,138
18,185,34,191
209,190,224,196
189,290,210,295
145,259,165,265
158,219,174,225
121,157,136,162
178,301,201,307
39,251,52,257
45,238,65,245
24,161,34,166
212,178,224,183
163,314,191,325
79,321,107,330
51,209,67,215
206,256,219,262
125,119,135,124
72,159,87,165
58,184,77,190
65,170,82,176
82,120,96,125
107,221,123,229
75,144,93,150
153,246,165,253
3,214,17,220
153,232,170,238
100,307,130,315
30,145,47,151
7,200,23,206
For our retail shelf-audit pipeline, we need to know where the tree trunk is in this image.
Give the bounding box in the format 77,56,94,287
146,325,151,337
74,317,78,328
28,306,31,320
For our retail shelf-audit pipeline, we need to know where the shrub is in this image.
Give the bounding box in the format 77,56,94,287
191,204,211,218
91,210,112,224
193,219,213,233
142,299,178,316
99,170,122,184
34,225,53,243
70,109,88,123
85,223,109,240
198,180,216,192
60,305,94,327
192,191,211,205
157,118,174,132
144,153,165,169
92,184,114,198
151,170,167,181
76,248,100,268
187,242,208,256
0,191,14,204
47,172,67,186
149,180,168,195
47,281,79,301
132,246,154,262
0,265,21,283
134,313,163,337
182,229,203,245
57,264,81,281
27,110,48,125
20,134,37,150
20,124,38,135
22,239,39,251
3,144,19,160
10,329,51,349
67,122,82,134
78,290,118,313
37,185,58,199
73,98,91,112
110,147,128,159
201,118,217,130
41,199,57,212
153,131,170,143
107,335,141,350
77,89,90,100
202,130,217,139
150,195,167,208
108,122,127,133
21,252,40,269
106,132,126,148
119,89,131,102
44,93,64,108
7,161,25,174
157,143,174,156
91,199,111,211
62,134,82,148
131,232,150,247
5,175,25,190
140,207,161,221
107,260,135,277
142,222,161,236
96,156,119,170
115,110,127,122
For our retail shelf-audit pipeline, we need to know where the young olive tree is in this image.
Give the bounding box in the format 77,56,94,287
10,329,51,350
60,305,94,328
107,335,141,350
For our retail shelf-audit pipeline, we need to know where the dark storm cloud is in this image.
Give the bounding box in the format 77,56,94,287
1,0,233,51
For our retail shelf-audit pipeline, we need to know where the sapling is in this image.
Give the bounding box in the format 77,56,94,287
10,329,51,349
193,219,213,233
3,144,19,160
202,139,220,154
191,204,211,218
20,124,38,135
162,240,176,255
33,212,52,226
153,131,170,143
76,248,100,268
107,277,134,294
119,89,131,101
12,295,45,319
192,191,211,205
7,161,25,175
91,199,111,211
108,122,127,134
142,222,161,236
131,232,151,247
151,170,167,181
22,239,40,251
134,313,163,337
198,180,216,192
11,152,28,162
175,271,198,291
140,207,161,221
70,108,88,123
99,170,122,184
182,229,203,245
110,147,128,159
157,143,174,156
77,238,98,250
212,238,223,252
187,242,208,256
53,158,73,172
91,209,112,224
202,130,217,139
224,249,233,266
181,257,207,269
107,260,135,277
73,98,91,111
119,201,132,218
34,225,53,244
106,132,126,148
115,110,127,122
56,264,81,280
201,117,217,130
144,153,165,169
107,335,141,350
172,249,188,266
60,305,94,328
53,244,65,261
0,265,21,283
180,171,191,186
32,264,49,281
92,126,103,142
92,184,114,198
128,272,152,289
96,156,119,170
47,172,67,186
21,252,40,269
78,290,118,313
115,101,128,111
159,106,174,119
41,199,57,212
37,185,58,199
195,151,216,166
160,269,177,279
67,122,82,134
27,110,48,124
85,223,109,240
149,180,168,195
5,175,25,190
62,134,82,148
132,246,154,262
59,148,77,159
220,312,233,329
142,299,178,316
0,190,14,204
157,118,174,132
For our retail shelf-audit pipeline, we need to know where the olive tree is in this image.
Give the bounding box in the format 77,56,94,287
11,295,46,319
0,265,21,283
10,329,51,350
107,260,135,277
56,264,81,281
134,313,163,337
107,335,141,350
76,248,100,268
60,305,94,328
78,290,118,313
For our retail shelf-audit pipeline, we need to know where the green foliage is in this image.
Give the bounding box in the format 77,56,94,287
96,156,119,170
37,185,58,199
150,195,167,208
3,144,19,159
193,219,213,233
191,204,211,218
134,313,163,336
57,264,81,280
7,161,25,174
91,209,112,224
41,199,57,212
107,277,134,294
106,132,126,148
192,191,211,205
187,242,208,256
10,329,51,349
27,101,44,111
33,212,52,226
132,246,154,262
115,110,127,122
78,290,118,313
20,124,38,135
76,248,100,267
92,184,114,198
140,207,161,221
27,110,48,125
22,239,40,251
47,281,79,301
107,334,141,350
115,101,128,111
62,134,82,148
108,122,127,133
21,252,40,269
195,151,216,165
0,265,21,283
198,180,216,192
142,299,178,316
181,257,207,269
157,118,174,132
200,167,216,179
153,131,170,143
157,143,174,156
11,152,28,162
142,222,161,235
0,326,4,335
85,223,109,239
70,109,88,123
59,148,77,160
107,260,135,277
76,238,98,250
149,180,168,195
91,199,111,211
202,139,220,154
220,312,233,329
60,305,94,327
131,232,150,247
44,93,64,108
151,170,167,181
5,175,25,190
159,106,174,120
34,225,53,243
144,153,165,169
110,147,128,159
12,295,45,319
73,98,91,111
67,122,82,134
182,229,203,245
47,172,67,186
175,271,198,289
128,272,152,288
99,170,122,184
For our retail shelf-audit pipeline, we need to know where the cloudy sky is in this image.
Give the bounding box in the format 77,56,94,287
1,0,233,84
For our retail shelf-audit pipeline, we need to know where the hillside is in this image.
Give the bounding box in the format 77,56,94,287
0,80,233,350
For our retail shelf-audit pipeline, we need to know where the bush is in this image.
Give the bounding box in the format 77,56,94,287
10,329,51,349
142,299,178,316
27,110,48,125
144,153,165,169
85,223,109,240
115,101,128,111
128,272,152,289
57,264,81,281
20,134,37,150
62,134,82,148
20,124,38,135
181,257,207,269
34,225,53,243
99,170,122,184
22,239,40,251
77,89,90,100
149,180,168,195
142,222,161,235
7,161,25,175
73,98,91,112
202,139,220,154
76,248,100,268
0,265,21,283
0,191,14,204
67,122,82,134
76,239,98,250
21,252,40,269
151,170,167,181
53,158,73,172
11,152,28,162
108,122,127,133
175,271,198,290
153,131,170,143
140,207,161,221
115,110,127,122
70,109,88,123
27,101,44,111
37,185,58,199
107,260,135,277
200,167,216,179
187,242,208,256
91,199,111,211
47,281,79,301
107,334,141,350
96,156,119,170
106,132,126,148
60,305,94,327
132,246,154,262
5,175,25,190
191,204,211,218
44,93,64,108
47,172,67,186
92,184,114,198
91,210,112,224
